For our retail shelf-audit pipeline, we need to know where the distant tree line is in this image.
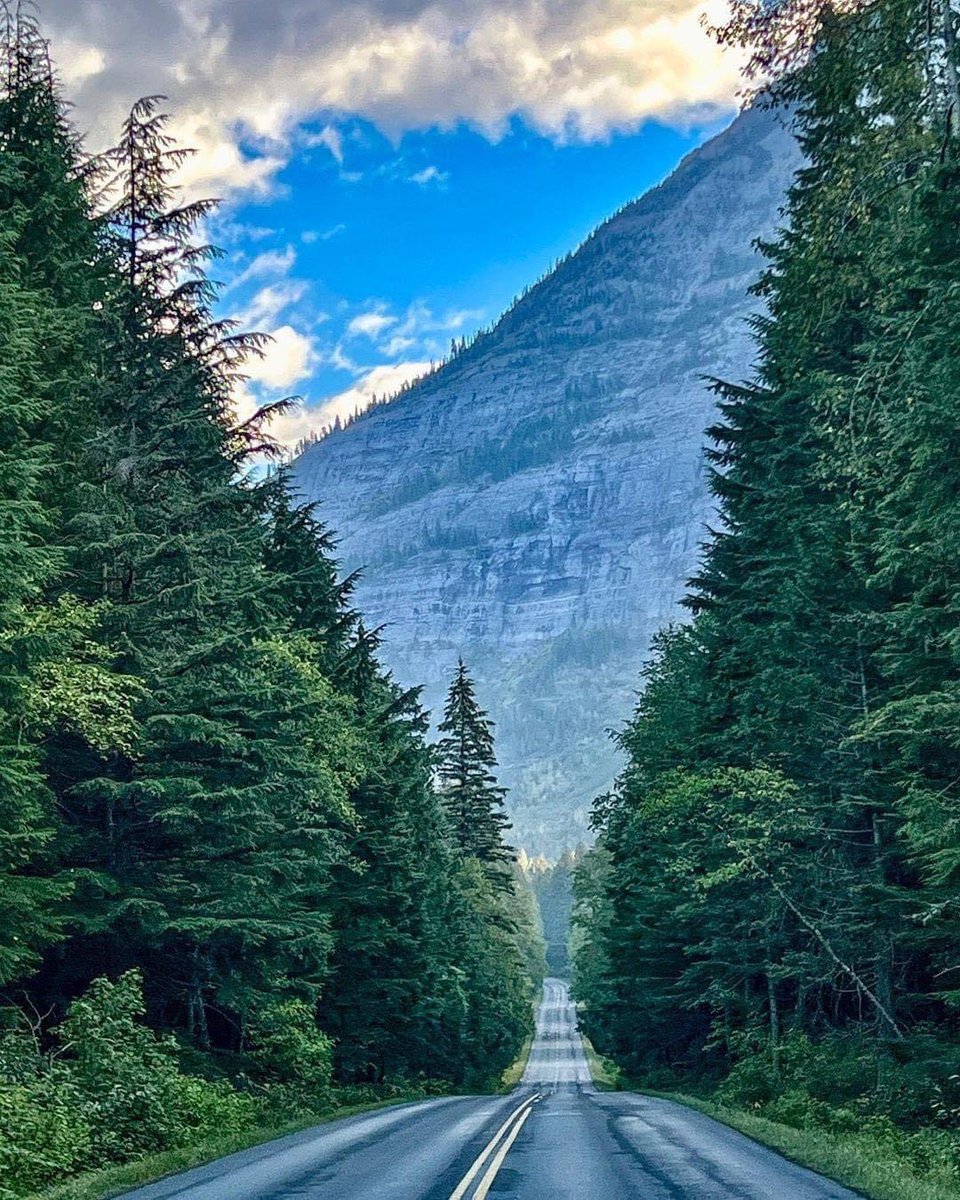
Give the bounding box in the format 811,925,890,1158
0,13,540,1195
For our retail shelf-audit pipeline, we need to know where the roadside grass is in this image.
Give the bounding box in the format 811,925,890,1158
499,986,544,1092
647,1092,959,1200
24,1095,429,1200
581,1035,622,1091
500,1032,534,1091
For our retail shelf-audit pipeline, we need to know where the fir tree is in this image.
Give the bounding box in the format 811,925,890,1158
0,5,107,983
39,98,348,1037
436,660,512,872
0,8,544,1140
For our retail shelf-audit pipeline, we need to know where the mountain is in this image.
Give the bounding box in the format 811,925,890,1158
291,106,801,857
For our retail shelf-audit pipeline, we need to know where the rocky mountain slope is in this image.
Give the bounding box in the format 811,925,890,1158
291,106,801,856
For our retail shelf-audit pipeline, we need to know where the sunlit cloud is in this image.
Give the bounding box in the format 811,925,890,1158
347,310,399,339
46,0,743,199
246,325,319,391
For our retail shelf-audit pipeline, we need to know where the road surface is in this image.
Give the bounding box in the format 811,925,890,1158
121,978,859,1199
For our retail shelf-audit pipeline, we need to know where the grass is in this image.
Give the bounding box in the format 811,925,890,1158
500,1033,534,1090
25,1095,428,1200
581,1034,622,1091
647,1091,959,1200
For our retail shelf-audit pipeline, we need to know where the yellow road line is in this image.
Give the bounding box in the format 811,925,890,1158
447,1093,540,1200
471,1104,534,1200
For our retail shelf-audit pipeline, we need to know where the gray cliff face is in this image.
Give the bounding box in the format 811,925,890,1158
292,106,801,857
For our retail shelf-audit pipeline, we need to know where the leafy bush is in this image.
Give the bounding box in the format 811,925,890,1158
57,972,188,1161
172,1073,258,1143
248,1000,334,1093
0,1082,91,1199
0,973,267,1197
712,1028,960,1184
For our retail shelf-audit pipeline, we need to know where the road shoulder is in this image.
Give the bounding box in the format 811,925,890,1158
639,1091,957,1200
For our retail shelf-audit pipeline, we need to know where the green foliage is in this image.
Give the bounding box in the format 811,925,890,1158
0,1084,92,1200
436,659,512,873
248,1000,334,1092
58,972,204,1162
0,12,539,1195
20,598,143,754
0,972,259,1199
572,0,960,1184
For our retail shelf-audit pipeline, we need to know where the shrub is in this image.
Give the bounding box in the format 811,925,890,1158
57,971,187,1162
0,1082,92,1199
170,1073,258,1142
0,973,282,1197
248,1000,334,1093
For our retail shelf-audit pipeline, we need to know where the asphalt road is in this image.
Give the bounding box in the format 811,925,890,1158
121,979,860,1199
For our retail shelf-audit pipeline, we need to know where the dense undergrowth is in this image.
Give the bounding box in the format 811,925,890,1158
0,971,455,1199
700,1033,959,1193
667,1093,960,1200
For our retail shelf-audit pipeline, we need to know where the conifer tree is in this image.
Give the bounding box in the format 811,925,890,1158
0,8,539,1123
38,97,350,1037
0,169,62,983
436,660,512,871
0,5,107,983
319,625,463,1081
574,0,960,1123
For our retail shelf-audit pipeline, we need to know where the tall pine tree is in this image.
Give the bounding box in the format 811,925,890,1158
436,660,511,873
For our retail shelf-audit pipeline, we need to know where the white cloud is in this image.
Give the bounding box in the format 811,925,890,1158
245,324,318,390
305,124,344,163
383,334,417,357
212,219,277,244
347,310,399,339
339,300,486,358
315,361,432,426
236,360,430,451
235,280,309,328
58,42,106,86
226,245,297,292
42,1,744,199
410,165,448,185
393,301,485,340
318,343,362,375
300,224,344,243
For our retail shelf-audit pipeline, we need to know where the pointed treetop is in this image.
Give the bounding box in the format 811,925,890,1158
436,658,512,873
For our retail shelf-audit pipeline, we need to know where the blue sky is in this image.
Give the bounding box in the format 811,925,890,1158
213,112,732,446
43,0,744,447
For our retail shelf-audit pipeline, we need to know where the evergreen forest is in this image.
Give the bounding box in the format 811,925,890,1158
572,0,960,1193
9,0,960,1196
0,14,541,1196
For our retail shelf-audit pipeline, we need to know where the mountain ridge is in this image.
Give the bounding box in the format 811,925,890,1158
292,104,802,855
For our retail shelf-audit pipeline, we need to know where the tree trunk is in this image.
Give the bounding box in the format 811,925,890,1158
767,971,781,1082
943,0,960,134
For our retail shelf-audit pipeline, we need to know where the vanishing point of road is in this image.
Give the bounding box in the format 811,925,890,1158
121,979,859,1199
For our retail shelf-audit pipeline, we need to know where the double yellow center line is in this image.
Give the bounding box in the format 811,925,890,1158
448,1092,542,1200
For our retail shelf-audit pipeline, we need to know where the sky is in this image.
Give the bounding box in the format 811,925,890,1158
41,0,747,449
